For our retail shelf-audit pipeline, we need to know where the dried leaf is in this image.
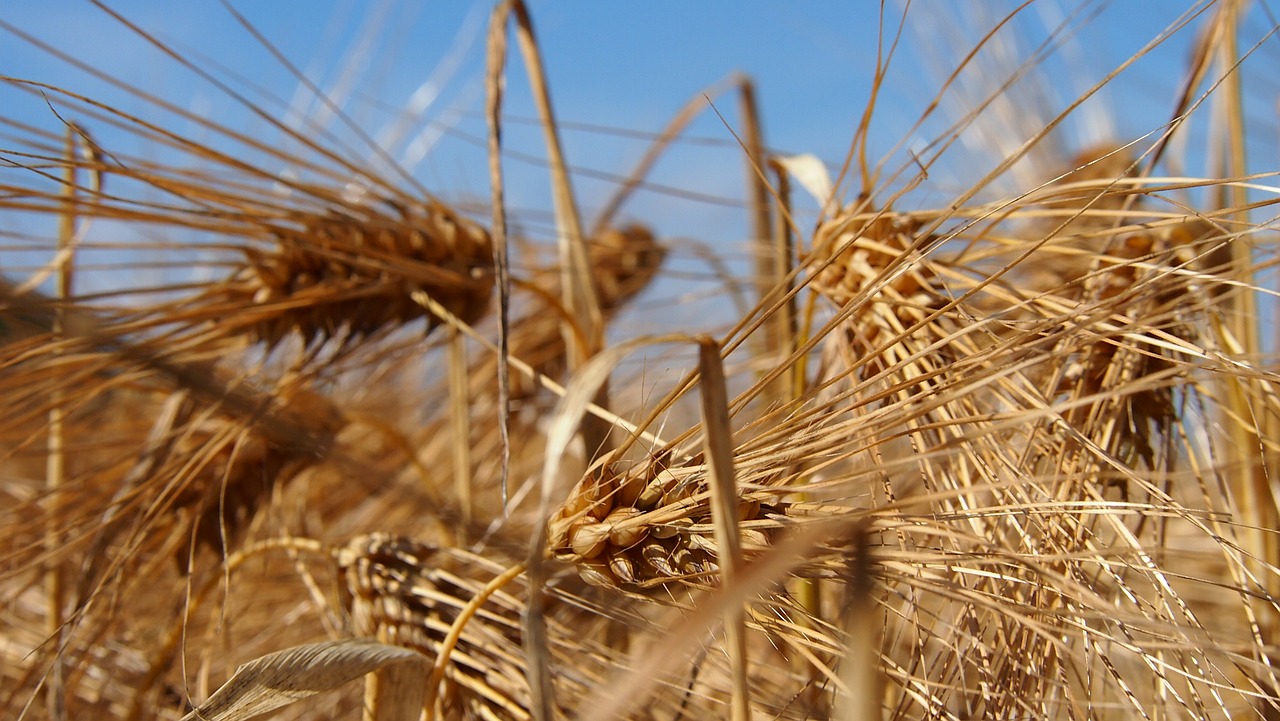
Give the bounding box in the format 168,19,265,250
178,639,427,721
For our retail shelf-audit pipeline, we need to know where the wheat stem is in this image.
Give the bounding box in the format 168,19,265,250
448,324,473,543
42,123,80,721
697,337,751,721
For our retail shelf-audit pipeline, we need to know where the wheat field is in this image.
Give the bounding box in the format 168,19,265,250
3,2,1280,720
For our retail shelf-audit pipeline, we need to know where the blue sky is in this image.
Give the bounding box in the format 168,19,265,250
3,2,1276,288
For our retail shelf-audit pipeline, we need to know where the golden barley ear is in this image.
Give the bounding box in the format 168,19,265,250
336,534,641,721
208,198,494,350
469,224,665,405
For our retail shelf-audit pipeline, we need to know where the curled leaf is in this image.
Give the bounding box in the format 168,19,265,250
774,153,835,213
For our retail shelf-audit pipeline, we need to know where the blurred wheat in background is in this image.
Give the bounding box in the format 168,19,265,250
3,1,1280,719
